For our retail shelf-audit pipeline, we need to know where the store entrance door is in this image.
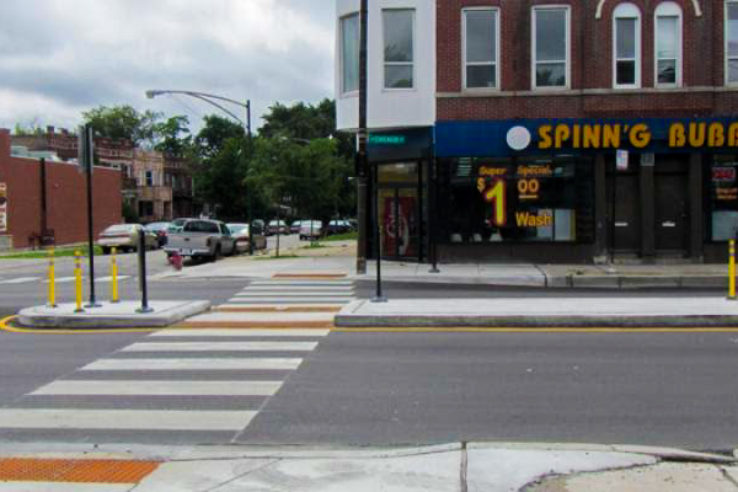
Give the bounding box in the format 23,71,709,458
608,162,641,256
379,187,420,260
655,160,689,254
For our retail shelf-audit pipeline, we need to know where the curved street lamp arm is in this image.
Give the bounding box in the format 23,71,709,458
184,93,245,126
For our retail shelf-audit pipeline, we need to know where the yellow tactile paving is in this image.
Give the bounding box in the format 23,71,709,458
0,458,159,484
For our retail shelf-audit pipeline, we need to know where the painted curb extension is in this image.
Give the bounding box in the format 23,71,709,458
17,301,211,329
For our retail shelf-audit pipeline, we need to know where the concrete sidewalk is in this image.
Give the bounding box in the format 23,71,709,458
335,296,738,328
0,442,732,491
153,254,733,289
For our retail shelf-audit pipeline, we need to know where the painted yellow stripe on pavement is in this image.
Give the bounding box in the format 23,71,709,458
0,316,158,335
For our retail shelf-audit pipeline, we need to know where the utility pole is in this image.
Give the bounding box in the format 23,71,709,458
355,0,369,274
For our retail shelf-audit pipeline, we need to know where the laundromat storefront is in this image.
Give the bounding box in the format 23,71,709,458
434,118,738,263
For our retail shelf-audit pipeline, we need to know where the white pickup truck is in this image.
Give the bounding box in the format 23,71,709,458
164,219,236,262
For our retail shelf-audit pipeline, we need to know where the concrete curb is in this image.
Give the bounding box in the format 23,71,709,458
334,313,738,328
0,441,729,464
18,301,211,329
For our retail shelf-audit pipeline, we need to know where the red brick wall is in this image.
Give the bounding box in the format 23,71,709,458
437,0,737,121
0,130,122,249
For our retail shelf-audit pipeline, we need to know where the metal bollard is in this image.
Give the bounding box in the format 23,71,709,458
730,240,737,300
74,251,84,312
137,231,153,313
47,248,57,308
110,247,119,303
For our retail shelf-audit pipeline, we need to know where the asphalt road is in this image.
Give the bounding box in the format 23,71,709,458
0,254,736,450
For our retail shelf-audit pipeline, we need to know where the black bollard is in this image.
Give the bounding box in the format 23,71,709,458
137,231,153,313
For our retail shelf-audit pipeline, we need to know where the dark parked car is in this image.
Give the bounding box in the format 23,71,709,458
145,222,171,247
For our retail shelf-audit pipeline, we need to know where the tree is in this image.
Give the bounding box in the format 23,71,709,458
153,115,192,157
82,105,161,144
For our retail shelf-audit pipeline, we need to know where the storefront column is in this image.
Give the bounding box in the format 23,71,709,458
640,159,656,262
594,154,608,261
689,153,704,262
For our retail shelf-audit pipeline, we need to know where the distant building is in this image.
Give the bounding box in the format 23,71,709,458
0,129,122,250
11,126,195,224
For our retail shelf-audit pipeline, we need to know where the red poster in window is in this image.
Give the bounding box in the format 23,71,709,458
383,196,417,257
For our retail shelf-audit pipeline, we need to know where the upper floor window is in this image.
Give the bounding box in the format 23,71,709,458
340,13,359,94
145,171,154,187
532,7,569,89
727,1,738,84
383,9,414,89
463,8,499,89
613,3,641,88
655,2,682,87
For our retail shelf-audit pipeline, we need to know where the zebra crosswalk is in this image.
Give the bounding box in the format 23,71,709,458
0,327,328,442
0,276,350,444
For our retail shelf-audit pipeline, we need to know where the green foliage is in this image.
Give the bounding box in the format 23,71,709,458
82,105,162,144
321,231,358,242
0,245,102,259
153,115,191,157
122,200,139,223
12,121,45,136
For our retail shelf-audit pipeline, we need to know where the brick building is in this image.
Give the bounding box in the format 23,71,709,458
12,127,195,225
0,129,122,250
336,0,738,263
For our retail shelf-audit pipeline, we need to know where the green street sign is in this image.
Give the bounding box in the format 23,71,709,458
368,134,406,145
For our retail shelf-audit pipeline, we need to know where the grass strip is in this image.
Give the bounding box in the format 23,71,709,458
0,245,103,259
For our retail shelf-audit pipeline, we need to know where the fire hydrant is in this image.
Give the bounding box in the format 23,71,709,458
169,251,183,271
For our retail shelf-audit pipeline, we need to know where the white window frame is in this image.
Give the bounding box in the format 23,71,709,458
726,0,738,85
339,12,360,95
382,8,416,90
462,7,501,91
531,5,571,90
613,3,641,89
654,2,682,87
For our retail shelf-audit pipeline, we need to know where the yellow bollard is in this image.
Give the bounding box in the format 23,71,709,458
110,247,119,303
74,251,84,313
47,248,56,308
730,239,736,300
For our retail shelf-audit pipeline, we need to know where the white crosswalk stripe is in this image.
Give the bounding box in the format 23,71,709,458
0,322,326,442
0,277,40,284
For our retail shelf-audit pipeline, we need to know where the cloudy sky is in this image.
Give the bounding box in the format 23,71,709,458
0,0,335,133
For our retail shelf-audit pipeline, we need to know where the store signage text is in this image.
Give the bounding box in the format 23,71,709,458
537,121,738,150
515,211,552,228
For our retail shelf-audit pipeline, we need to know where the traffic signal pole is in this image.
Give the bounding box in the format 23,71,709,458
355,0,369,275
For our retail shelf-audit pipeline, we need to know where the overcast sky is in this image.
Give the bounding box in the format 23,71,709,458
0,0,335,134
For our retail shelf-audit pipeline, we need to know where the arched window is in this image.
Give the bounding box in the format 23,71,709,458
655,2,683,87
613,3,641,88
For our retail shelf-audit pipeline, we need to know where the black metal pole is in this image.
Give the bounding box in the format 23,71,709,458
137,231,152,313
84,126,100,308
372,162,386,302
39,158,48,246
610,158,617,264
429,152,440,273
356,0,369,275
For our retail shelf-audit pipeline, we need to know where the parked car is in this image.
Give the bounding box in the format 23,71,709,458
299,220,323,240
227,223,267,253
167,218,192,233
164,219,236,262
290,220,303,234
97,224,158,254
266,220,289,236
145,222,171,247
327,219,352,235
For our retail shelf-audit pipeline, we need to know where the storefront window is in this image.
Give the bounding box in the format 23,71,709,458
710,156,738,240
441,156,591,243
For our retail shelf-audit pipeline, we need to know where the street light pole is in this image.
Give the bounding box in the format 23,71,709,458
146,89,254,247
